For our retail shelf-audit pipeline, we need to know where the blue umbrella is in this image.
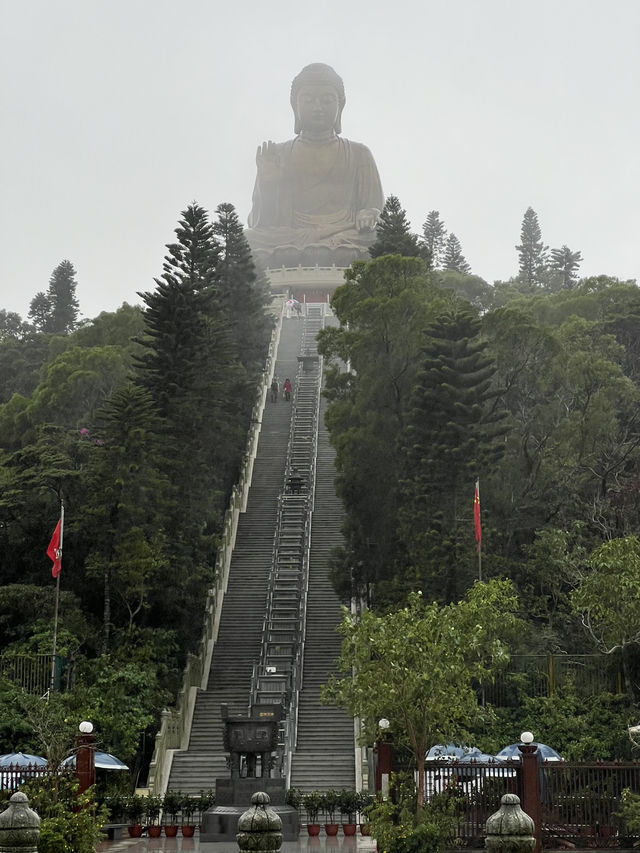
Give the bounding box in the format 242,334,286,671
426,743,480,760
496,742,563,762
0,752,47,767
458,752,505,765
61,751,128,771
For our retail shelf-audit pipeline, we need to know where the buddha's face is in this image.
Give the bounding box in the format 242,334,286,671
296,84,340,135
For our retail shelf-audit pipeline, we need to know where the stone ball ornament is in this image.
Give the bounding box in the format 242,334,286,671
237,791,283,852
485,793,536,853
0,791,41,851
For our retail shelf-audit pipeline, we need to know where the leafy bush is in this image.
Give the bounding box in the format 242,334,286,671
367,772,462,853
21,775,107,853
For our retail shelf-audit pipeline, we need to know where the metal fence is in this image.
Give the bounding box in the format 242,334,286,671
485,655,621,706
0,654,65,694
0,763,71,793
424,760,640,847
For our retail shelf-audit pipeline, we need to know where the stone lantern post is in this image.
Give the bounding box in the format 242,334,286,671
486,793,536,853
237,791,283,853
0,791,41,853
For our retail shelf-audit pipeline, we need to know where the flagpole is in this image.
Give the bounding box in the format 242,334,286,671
50,501,64,695
474,479,482,582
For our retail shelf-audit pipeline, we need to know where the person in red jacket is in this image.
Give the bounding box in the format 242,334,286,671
283,378,293,401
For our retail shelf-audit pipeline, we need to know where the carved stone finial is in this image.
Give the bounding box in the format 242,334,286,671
485,793,536,853
237,791,283,852
0,791,41,852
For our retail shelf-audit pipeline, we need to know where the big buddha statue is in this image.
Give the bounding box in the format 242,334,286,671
246,63,384,268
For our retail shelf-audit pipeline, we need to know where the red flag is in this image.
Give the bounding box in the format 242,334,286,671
473,481,482,549
47,520,62,578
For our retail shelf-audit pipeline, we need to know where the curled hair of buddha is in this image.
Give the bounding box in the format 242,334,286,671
290,63,346,134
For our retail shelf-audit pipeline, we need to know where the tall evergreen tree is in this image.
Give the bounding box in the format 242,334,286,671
28,260,80,333
442,233,472,274
136,203,241,544
516,207,548,288
549,245,583,290
398,305,509,604
422,210,448,270
369,195,423,258
212,202,272,380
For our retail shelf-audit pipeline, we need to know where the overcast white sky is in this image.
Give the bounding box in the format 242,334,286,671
2,0,639,321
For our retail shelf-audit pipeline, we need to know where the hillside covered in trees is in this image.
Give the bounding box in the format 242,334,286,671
1,195,639,770
0,202,272,772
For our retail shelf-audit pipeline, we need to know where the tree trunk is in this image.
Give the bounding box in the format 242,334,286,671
416,753,425,812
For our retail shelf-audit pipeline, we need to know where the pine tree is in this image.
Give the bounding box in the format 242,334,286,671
398,305,508,603
212,202,272,380
28,293,51,331
136,203,241,543
549,245,583,290
442,233,471,274
369,195,423,258
422,210,448,269
28,260,80,334
516,207,548,287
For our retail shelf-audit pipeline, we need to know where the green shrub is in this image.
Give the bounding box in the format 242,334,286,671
21,776,108,853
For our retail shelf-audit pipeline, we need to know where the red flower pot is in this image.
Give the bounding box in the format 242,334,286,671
165,824,178,837
307,823,321,836
181,825,195,837
148,825,162,838
127,824,143,838
325,823,339,836
342,823,357,836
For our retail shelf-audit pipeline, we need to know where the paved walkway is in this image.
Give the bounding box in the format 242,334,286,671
96,833,376,853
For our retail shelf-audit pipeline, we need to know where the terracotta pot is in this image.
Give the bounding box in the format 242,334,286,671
360,823,371,836
165,824,178,837
307,823,321,836
148,825,162,838
325,823,339,836
342,823,357,836
127,824,143,838
181,824,195,837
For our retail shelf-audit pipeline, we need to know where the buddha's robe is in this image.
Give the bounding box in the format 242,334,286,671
247,136,383,262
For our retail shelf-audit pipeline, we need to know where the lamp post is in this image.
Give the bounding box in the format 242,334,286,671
76,720,95,794
376,718,392,798
518,731,541,853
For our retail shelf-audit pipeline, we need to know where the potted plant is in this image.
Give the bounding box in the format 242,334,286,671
339,788,359,835
303,790,322,836
197,789,215,830
144,794,163,837
181,794,197,837
124,793,145,838
163,790,183,837
321,789,340,836
357,790,375,835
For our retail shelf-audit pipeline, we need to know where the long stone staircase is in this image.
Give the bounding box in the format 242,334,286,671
166,306,355,795
167,316,303,794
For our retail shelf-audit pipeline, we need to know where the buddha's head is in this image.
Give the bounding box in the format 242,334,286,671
290,63,346,136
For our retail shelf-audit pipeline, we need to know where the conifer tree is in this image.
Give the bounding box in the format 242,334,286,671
369,195,423,258
442,233,472,274
549,245,583,290
516,207,548,287
136,203,241,544
398,305,508,603
422,210,448,269
28,260,80,334
212,202,272,381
